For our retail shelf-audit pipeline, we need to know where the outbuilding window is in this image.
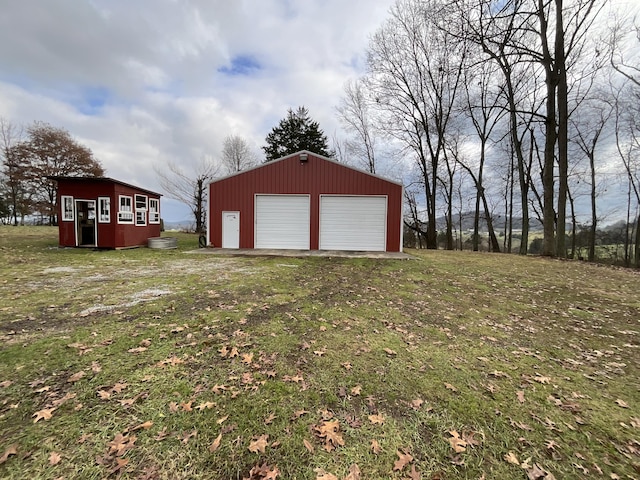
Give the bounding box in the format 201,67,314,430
98,197,111,223
61,195,74,221
149,198,160,224
135,194,147,226
118,195,134,224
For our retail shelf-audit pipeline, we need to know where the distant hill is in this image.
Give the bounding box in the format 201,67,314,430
436,211,544,232
163,219,194,231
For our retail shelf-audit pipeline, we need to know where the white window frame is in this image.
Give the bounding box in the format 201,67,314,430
135,194,147,226
61,195,74,221
98,197,111,223
148,198,160,224
118,195,134,224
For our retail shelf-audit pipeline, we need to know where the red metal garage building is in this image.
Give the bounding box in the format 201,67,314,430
207,151,403,252
49,176,162,249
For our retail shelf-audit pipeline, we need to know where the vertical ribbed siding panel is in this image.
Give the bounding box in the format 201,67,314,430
209,152,403,251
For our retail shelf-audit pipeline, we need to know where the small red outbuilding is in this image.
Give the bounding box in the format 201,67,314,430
50,176,162,249
207,151,403,252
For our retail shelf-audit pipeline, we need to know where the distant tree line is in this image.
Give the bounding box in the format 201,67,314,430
0,119,104,226
336,0,640,266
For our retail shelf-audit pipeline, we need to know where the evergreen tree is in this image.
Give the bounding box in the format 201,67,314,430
263,106,334,161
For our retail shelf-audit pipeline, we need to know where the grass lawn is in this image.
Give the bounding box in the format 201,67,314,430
0,226,638,479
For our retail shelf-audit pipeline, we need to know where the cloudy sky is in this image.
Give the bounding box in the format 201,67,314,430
0,0,395,221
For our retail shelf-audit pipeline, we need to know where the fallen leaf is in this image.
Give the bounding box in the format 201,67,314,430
180,401,193,412
196,401,215,411
97,390,111,400
517,391,525,404
49,451,61,465
209,433,222,452
131,421,153,431
127,347,147,353
181,429,197,444
410,398,424,410
67,371,85,383
383,348,397,356
407,464,421,480
291,410,309,421
109,457,129,476
368,414,385,425
217,414,229,425
444,383,457,392
504,451,520,465
0,380,12,388
108,433,137,456
344,463,361,480
351,385,362,396
313,420,344,452
242,352,254,364
246,462,280,480
615,399,629,408
248,434,269,453
370,439,381,455
32,407,56,423
303,439,315,453
111,382,128,393
0,444,17,464
525,463,549,479
264,413,276,425
393,450,413,471
448,430,467,453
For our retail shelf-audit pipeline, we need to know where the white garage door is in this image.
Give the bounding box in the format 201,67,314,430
320,196,387,251
255,195,310,249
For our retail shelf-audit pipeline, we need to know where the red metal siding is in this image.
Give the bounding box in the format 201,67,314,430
55,179,161,248
209,153,403,251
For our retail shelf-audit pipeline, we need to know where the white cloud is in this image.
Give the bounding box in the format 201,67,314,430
0,0,395,220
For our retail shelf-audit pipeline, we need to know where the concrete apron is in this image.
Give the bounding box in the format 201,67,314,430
186,248,414,260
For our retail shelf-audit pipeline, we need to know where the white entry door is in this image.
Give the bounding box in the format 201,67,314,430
222,211,240,248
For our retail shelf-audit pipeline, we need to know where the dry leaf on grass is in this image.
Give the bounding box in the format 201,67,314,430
49,451,61,465
67,371,85,383
448,431,467,453
209,433,222,452
615,399,629,408
504,451,520,465
248,434,269,453
344,463,361,480
393,450,413,471
0,444,17,464
517,390,526,403
32,407,56,423
368,414,385,425
303,439,315,453
244,462,280,480
370,439,382,454
313,420,345,452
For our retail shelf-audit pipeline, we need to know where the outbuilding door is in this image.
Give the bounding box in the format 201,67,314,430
75,200,97,247
255,195,310,249
222,211,240,248
319,195,387,251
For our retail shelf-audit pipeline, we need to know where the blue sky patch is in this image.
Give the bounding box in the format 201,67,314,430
218,55,261,76
76,86,109,115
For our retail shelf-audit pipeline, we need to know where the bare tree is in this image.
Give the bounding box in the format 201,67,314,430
366,0,468,249
336,79,379,173
155,158,220,234
221,135,257,175
570,94,613,261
